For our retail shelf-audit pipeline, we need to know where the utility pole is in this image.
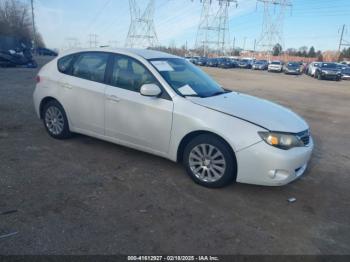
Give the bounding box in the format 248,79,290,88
338,24,346,52
243,37,247,50
253,39,256,52
125,0,158,48
256,0,292,55
30,0,37,52
232,37,236,53
338,24,350,61
195,0,238,57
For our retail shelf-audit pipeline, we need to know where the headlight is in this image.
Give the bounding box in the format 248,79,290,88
322,70,328,74
258,132,304,150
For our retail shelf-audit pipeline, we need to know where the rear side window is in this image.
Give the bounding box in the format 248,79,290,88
57,54,75,74
72,52,109,83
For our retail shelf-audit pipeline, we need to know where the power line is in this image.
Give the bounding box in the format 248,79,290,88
84,0,113,34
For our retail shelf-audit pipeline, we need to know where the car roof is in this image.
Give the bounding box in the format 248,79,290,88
59,47,179,60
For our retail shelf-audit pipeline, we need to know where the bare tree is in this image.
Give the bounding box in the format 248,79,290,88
0,0,45,47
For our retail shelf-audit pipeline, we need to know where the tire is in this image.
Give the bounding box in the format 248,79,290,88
183,134,237,188
42,100,71,139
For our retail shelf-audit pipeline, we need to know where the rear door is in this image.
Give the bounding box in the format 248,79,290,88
60,52,109,135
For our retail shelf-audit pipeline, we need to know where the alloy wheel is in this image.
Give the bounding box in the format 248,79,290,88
45,106,64,135
189,144,226,183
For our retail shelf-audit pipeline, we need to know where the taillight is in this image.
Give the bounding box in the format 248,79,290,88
36,75,41,83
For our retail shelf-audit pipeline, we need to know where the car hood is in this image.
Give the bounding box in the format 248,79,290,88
188,92,308,133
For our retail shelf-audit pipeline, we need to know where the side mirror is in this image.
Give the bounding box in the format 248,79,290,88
140,84,162,97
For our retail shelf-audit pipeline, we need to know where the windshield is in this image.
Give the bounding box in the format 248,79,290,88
149,58,226,98
256,60,267,64
288,62,299,67
271,61,281,65
321,63,337,69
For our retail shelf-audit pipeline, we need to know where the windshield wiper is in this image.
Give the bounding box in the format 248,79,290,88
209,90,229,97
183,94,200,97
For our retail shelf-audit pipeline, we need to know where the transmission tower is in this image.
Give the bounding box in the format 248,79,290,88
125,0,158,48
88,34,99,48
195,0,238,56
65,38,81,50
256,0,292,54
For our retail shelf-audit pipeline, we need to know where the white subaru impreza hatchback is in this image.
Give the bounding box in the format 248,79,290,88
33,48,313,188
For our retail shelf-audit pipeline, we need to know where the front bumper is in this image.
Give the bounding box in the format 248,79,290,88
322,73,341,79
285,70,301,75
268,68,282,72
236,137,314,186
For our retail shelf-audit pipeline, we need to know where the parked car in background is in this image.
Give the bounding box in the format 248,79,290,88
268,61,283,73
206,58,219,67
341,67,350,80
36,47,58,56
218,58,237,69
187,56,200,64
0,45,37,68
314,62,342,81
306,62,321,77
237,59,253,69
283,62,302,75
252,60,268,70
340,61,350,66
336,63,349,71
33,48,313,188
196,57,208,66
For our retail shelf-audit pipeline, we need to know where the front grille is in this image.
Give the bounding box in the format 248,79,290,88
297,130,310,146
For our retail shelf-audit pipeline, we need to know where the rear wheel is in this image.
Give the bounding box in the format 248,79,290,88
183,134,237,188
42,100,71,139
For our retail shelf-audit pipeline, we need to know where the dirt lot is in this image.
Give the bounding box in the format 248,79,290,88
0,58,349,255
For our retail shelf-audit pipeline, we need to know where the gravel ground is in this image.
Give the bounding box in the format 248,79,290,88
0,57,349,255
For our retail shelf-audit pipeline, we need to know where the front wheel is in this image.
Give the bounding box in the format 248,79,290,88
43,100,71,139
183,134,237,188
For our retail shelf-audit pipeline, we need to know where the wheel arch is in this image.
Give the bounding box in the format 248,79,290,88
176,130,237,165
39,96,61,119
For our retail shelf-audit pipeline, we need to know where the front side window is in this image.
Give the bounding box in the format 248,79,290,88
150,58,225,98
72,52,109,83
110,55,158,92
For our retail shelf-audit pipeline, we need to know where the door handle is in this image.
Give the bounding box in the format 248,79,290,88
63,83,73,89
107,95,121,102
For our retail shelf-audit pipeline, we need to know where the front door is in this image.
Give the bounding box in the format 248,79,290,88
105,54,173,155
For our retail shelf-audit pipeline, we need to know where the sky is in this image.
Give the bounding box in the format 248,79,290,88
29,0,350,51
